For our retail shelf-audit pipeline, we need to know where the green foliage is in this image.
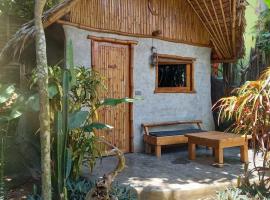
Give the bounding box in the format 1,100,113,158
0,0,61,19
213,67,270,191
68,110,89,129
0,84,23,124
27,185,42,200
217,187,251,200
254,9,270,53
100,98,136,107
29,179,137,200
29,40,135,199
111,183,137,200
0,83,24,200
83,122,113,132
217,186,270,200
0,85,15,104
264,0,270,9
30,65,135,198
66,178,95,200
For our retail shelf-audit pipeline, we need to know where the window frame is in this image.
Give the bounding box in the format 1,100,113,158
154,54,195,93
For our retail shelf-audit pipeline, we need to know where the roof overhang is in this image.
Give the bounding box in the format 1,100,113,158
0,0,246,65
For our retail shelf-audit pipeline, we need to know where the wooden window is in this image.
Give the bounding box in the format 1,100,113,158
155,54,195,93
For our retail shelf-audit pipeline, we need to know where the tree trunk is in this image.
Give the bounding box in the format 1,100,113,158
34,0,52,199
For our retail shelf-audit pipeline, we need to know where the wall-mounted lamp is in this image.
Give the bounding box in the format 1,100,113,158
151,46,158,67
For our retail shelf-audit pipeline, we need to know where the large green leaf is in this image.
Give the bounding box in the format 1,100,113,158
68,110,89,129
66,40,74,68
9,109,23,119
83,122,113,132
0,109,22,124
0,85,15,104
65,148,72,180
264,0,270,8
48,84,59,99
100,98,135,107
55,111,64,195
69,69,77,88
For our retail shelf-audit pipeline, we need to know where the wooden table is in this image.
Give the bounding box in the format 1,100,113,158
185,131,249,165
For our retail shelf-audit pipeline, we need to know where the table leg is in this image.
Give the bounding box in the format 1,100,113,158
214,147,224,164
155,145,161,158
188,143,196,160
240,143,248,163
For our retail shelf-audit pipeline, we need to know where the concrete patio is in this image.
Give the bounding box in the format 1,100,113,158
83,146,263,200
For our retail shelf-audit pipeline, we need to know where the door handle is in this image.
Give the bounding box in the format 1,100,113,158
108,64,117,69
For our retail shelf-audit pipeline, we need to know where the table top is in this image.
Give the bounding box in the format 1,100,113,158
185,131,249,142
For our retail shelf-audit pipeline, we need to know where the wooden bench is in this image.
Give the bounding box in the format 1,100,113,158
142,120,204,158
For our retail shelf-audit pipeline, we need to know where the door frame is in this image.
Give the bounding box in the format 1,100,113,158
88,35,138,152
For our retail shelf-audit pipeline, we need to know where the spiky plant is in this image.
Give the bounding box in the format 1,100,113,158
213,67,270,190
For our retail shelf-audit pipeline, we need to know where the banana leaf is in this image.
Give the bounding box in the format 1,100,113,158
68,110,89,129
83,123,113,132
100,98,136,107
0,85,15,104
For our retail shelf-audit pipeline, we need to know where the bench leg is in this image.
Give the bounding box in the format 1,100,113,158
155,145,161,158
188,143,196,160
212,148,215,156
145,143,151,154
214,147,224,164
240,143,248,163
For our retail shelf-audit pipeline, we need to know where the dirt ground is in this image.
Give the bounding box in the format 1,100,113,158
6,179,37,200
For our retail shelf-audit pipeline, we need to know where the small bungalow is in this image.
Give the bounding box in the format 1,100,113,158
0,0,246,153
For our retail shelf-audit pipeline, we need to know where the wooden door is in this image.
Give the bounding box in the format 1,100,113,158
91,38,133,153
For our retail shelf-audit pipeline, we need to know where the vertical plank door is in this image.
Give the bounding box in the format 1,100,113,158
91,39,132,153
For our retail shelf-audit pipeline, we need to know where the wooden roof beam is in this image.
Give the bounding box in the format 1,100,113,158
43,0,81,28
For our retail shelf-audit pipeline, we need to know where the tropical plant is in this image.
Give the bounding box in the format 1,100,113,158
217,185,270,200
46,64,134,181
254,9,270,53
213,67,270,192
0,84,24,200
0,0,61,19
66,178,95,200
29,39,136,199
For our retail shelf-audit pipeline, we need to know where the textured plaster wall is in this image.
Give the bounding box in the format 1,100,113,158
64,25,215,152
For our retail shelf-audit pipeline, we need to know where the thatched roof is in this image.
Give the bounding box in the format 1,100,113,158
188,0,247,61
0,0,246,64
0,0,80,63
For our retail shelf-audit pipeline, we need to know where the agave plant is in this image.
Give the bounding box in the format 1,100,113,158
213,67,270,191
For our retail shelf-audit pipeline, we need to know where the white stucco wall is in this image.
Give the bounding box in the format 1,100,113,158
63,25,215,152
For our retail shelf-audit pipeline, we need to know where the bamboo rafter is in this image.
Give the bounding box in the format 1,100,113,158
188,0,246,60
218,0,231,55
187,0,223,58
189,0,229,58
202,0,230,57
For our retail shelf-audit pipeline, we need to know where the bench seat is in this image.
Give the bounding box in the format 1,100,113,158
149,129,206,137
142,120,204,158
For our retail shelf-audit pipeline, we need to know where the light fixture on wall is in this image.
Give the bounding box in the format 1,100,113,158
151,46,158,68
150,29,161,68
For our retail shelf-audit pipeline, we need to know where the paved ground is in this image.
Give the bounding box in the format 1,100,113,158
83,146,263,200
